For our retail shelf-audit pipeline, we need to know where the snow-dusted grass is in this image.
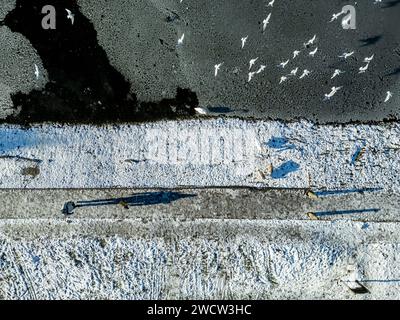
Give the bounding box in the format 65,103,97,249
1,219,400,299
0,119,398,190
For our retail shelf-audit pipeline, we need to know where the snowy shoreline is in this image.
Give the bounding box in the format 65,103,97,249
0,118,398,190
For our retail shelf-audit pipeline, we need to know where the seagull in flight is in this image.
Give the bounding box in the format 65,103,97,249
293,50,301,59
278,59,289,68
256,65,266,74
249,58,259,70
304,35,317,47
279,76,288,84
177,33,185,45
331,69,345,79
267,0,275,7
214,63,223,77
248,71,256,82
34,64,39,79
339,51,355,59
324,86,342,100
309,47,318,57
359,62,370,74
195,107,208,115
384,91,393,102
329,11,345,22
299,69,311,79
263,13,272,32
364,54,375,63
66,9,75,25
289,67,299,76
241,36,248,49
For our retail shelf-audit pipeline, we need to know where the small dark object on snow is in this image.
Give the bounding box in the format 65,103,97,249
118,201,129,210
62,201,76,215
348,281,370,294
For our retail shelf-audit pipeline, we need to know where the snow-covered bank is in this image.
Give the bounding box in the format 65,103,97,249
1,219,400,299
0,119,399,190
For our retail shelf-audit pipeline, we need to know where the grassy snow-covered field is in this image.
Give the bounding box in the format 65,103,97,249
0,119,399,190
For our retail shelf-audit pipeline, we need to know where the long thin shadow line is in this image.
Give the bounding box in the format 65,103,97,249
77,193,158,204
314,188,383,197
315,208,380,217
360,279,400,283
74,192,197,208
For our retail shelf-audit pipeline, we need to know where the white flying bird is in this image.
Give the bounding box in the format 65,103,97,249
359,62,370,74
263,13,272,31
331,69,345,79
256,65,266,74
374,0,382,4
289,67,299,76
304,34,317,47
339,51,355,59
195,107,208,115
214,63,223,77
364,54,375,63
248,71,256,82
279,76,288,84
66,9,74,25
293,50,301,59
241,36,248,49
309,47,318,57
278,59,289,68
329,11,345,22
384,91,393,102
324,86,342,100
249,57,259,70
299,69,311,79
267,0,275,7
177,33,185,45
34,64,39,79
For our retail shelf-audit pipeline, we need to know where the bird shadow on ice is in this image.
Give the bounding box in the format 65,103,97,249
207,106,233,114
75,191,197,209
385,67,400,77
271,160,300,179
0,127,44,153
265,137,296,152
382,0,400,8
359,35,382,47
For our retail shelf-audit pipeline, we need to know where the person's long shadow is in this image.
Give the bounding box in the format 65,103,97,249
75,191,197,209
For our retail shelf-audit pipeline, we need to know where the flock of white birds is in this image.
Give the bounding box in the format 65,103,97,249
175,0,396,114
31,1,395,115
